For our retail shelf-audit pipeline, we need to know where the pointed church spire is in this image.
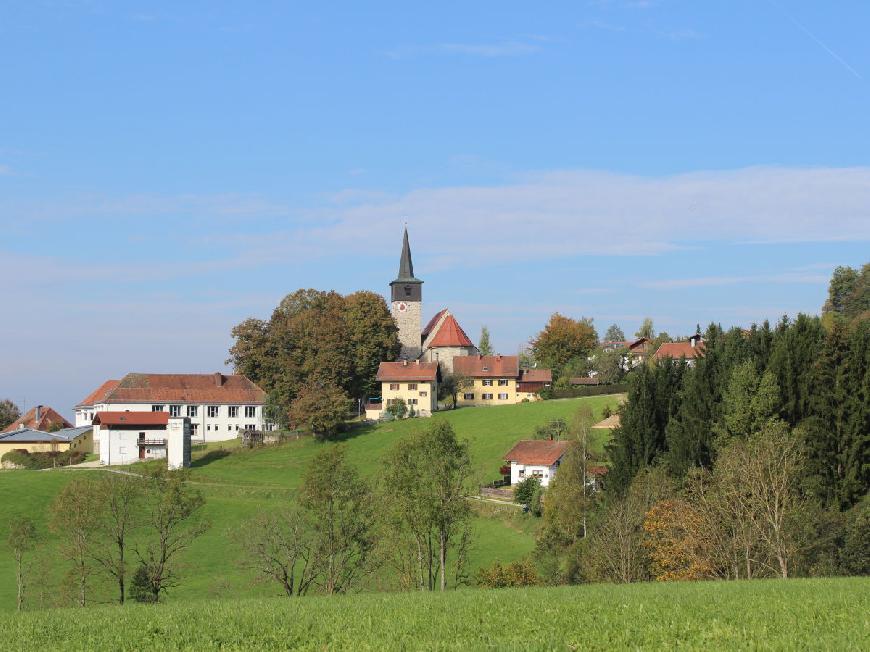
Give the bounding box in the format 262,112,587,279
394,225,420,282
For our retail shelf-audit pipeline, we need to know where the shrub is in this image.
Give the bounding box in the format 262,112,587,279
385,399,407,420
476,558,539,589
514,477,541,506
128,564,157,603
1,449,85,470
602,405,612,419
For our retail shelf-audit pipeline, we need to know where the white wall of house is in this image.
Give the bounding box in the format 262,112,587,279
100,417,191,467
510,462,559,487
90,402,267,444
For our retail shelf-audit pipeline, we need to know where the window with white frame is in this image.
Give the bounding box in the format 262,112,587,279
498,393,509,400
389,383,399,391
229,406,239,418
408,398,418,405
187,406,198,418
208,405,219,418
169,405,181,417
408,383,417,390
419,391,428,397
245,406,256,418
498,379,509,387
482,393,494,400
482,379,494,386
151,405,164,412
463,393,475,400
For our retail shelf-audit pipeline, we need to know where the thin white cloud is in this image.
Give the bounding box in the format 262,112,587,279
640,271,831,290
438,41,541,57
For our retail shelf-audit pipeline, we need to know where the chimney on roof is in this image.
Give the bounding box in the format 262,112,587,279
214,372,224,386
403,360,408,367
415,359,420,365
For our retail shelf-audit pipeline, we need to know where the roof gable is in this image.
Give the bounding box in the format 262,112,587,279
77,379,121,407
428,314,474,348
2,406,72,433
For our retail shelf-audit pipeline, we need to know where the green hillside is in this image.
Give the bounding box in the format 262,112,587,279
0,396,620,611
0,577,865,651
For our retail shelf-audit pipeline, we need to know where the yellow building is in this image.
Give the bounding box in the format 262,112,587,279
0,426,93,459
372,360,439,418
451,356,551,407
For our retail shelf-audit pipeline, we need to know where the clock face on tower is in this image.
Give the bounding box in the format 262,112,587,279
397,302,408,313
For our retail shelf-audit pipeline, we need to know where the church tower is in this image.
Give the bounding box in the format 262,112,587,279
390,227,423,359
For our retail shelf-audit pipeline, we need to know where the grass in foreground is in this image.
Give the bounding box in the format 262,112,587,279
0,577,865,651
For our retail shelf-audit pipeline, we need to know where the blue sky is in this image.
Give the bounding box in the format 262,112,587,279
2,1,869,417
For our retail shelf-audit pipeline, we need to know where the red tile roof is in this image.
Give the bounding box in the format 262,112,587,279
428,314,474,348
654,340,705,361
376,361,439,382
2,406,72,433
452,355,519,378
99,373,266,404
93,411,170,427
421,309,448,338
627,338,650,353
76,379,121,407
504,440,570,466
519,369,552,383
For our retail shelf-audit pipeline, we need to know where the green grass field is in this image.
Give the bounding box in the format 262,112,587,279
0,396,619,611
0,577,865,651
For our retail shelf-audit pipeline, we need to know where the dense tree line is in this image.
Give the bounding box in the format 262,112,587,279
228,289,401,434
502,264,868,587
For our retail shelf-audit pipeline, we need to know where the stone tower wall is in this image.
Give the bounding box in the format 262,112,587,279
392,300,422,359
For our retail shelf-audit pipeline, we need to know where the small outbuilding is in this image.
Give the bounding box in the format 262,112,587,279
504,440,571,487
95,412,191,469
0,425,92,458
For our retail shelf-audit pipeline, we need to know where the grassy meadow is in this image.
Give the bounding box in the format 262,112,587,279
0,396,619,611
0,577,865,650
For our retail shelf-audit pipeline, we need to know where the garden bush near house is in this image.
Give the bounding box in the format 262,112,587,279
1,449,85,470
513,477,541,506
384,398,407,420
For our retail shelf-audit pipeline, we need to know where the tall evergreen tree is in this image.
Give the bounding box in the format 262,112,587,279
767,314,826,427
478,326,494,356
607,359,686,492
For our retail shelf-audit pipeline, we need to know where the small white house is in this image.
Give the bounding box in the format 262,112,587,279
504,440,570,488
94,412,191,469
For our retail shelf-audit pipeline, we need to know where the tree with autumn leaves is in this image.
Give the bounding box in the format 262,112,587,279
228,289,401,432
530,313,598,382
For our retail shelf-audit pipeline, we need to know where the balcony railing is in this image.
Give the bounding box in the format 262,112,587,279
138,439,167,446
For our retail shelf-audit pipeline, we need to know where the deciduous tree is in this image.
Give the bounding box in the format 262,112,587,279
49,478,102,607
134,470,208,602
604,324,625,342
288,385,350,439
7,517,37,611
299,446,374,594
531,313,598,381
0,399,20,430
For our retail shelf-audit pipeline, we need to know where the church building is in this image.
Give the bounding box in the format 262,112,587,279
371,228,550,418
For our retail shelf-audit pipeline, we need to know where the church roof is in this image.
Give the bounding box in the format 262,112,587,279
392,227,422,284
422,309,448,338
428,314,474,348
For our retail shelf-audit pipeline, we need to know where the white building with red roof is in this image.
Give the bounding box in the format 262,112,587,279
78,372,269,444
94,411,191,468
504,440,570,487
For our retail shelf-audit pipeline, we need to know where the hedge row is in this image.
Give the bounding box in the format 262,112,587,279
542,384,628,399
1,449,87,470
